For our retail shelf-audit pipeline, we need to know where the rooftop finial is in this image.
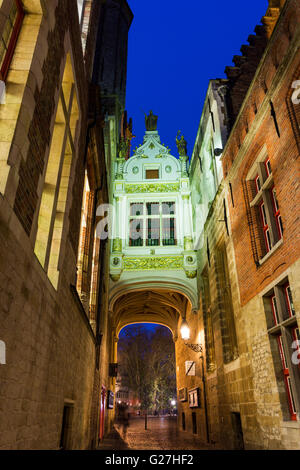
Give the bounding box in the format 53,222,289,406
145,110,158,131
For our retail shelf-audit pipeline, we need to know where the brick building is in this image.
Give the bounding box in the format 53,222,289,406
221,0,300,449
0,0,132,449
177,0,300,449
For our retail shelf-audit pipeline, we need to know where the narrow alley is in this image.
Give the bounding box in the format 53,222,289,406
99,416,213,451
0,0,300,452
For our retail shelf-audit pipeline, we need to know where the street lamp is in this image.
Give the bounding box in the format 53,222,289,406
180,318,190,340
171,399,176,406
180,318,210,444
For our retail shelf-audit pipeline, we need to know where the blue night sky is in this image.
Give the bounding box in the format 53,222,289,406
119,323,171,338
126,0,269,158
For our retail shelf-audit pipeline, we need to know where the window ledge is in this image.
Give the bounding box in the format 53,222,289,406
281,421,300,429
259,238,283,265
0,81,5,104
224,357,240,374
207,369,217,379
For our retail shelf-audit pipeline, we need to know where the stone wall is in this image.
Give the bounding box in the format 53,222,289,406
0,204,96,449
0,0,111,449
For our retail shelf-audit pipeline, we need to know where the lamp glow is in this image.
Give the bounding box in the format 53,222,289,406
180,319,190,340
171,399,176,406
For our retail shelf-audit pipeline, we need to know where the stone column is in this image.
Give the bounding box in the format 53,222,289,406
112,196,122,252
182,194,193,250
115,157,125,180
179,155,189,177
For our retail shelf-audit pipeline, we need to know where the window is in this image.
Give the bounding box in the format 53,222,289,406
265,158,272,177
34,54,79,289
76,172,91,301
145,169,159,179
0,0,24,81
89,229,101,330
215,245,238,363
264,280,300,421
250,156,283,256
259,201,272,252
202,268,215,372
77,0,84,25
0,0,42,197
129,200,177,247
76,169,98,320
209,139,218,192
255,174,261,193
271,186,283,238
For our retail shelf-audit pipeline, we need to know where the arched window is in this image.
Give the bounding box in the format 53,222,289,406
34,54,79,289
0,0,24,81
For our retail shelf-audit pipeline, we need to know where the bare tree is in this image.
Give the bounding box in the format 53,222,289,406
118,325,176,425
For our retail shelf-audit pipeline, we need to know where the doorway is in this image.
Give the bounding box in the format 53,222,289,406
231,412,244,450
59,402,73,449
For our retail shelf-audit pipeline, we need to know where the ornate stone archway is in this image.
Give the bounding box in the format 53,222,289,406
111,289,191,338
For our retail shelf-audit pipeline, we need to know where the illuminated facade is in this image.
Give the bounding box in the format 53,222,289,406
109,115,198,293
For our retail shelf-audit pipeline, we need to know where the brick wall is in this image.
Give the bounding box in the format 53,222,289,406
222,0,300,306
217,0,300,449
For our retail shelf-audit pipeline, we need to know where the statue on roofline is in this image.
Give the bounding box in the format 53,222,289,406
176,130,187,156
118,137,129,159
145,110,158,131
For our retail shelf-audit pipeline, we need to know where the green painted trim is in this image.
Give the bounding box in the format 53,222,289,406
185,270,197,279
112,238,122,252
123,256,183,271
125,183,180,193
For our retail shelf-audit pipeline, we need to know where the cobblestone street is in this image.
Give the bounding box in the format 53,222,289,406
98,416,215,450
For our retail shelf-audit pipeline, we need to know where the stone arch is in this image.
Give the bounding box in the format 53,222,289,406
109,275,198,314
117,321,174,339
109,278,196,347
111,288,192,337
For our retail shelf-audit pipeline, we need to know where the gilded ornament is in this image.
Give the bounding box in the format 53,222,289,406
118,137,129,159
124,256,183,271
176,130,187,156
184,236,193,251
185,270,197,279
112,238,122,252
125,183,179,194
